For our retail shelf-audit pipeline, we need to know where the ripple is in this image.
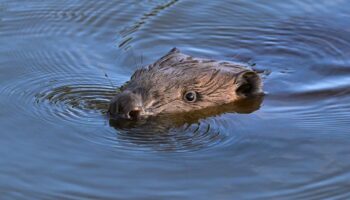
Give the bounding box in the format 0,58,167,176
103,116,239,153
98,96,263,153
34,83,115,126
1,1,145,40
2,0,350,198
0,72,117,126
0,68,263,153
262,170,350,200
265,71,350,134
124,1,350,71
118,0,179,49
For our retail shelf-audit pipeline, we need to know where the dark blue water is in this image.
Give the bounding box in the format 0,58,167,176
1,0,350,199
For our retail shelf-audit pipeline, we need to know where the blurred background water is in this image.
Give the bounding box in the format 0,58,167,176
1,0,350,199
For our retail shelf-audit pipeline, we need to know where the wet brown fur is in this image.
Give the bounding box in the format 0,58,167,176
109,48,262,118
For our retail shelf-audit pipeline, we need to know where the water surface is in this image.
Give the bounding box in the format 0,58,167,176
1,0,350,199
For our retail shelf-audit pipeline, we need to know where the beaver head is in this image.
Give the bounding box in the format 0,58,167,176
108,48,263,120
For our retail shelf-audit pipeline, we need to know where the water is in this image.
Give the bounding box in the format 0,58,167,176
1,0,350,199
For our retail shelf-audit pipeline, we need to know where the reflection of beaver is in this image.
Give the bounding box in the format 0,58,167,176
109,96,263,152
109,48,263,120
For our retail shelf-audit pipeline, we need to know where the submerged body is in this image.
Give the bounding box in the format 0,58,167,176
109,48,263,119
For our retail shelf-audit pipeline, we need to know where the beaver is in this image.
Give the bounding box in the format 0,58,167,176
108,48,263,120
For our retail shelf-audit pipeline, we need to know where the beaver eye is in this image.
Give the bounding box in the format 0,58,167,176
184,91,197,102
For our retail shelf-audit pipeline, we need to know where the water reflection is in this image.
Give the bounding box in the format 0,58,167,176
109,95,263,152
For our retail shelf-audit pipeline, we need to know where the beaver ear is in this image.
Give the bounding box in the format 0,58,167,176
158,47,181,61
168,47,181,54
235,71,262,97
153,47,182,68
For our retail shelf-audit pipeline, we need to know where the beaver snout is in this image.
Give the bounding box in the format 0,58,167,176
108,91,144,120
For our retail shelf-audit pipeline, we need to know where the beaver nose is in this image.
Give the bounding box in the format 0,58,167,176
108,91,144,119
128,107,142,120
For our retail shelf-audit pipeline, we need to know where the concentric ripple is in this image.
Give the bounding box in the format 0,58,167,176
93,96,263,153
100,114,256,153
0,72,118,126
34,83,116,126
100,119,229,153
2,0,350,199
